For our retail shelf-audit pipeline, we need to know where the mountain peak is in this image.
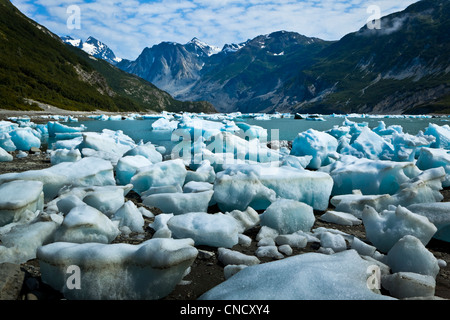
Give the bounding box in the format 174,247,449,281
185,37,221,57
61,35,122,65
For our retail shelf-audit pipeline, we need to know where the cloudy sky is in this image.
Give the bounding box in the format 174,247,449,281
11,0,419,60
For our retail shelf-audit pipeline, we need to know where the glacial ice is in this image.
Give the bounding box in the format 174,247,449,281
382,272,436,299
387,235,440,278
130,159,187,195
9,127,41,151
167,212,240,248
199,250,394,300
362,206,437,253
50,148,81,165
260,199,315,234
330,167,445,218
37,238,198,300
321,155,422,196
0,180,44,227
407,202,450,242
142,190,214,215
0,157,116,202
111,201,145,234
290,129,338,169
115,155,153,185
0,213,61,264
213,164,333,212
0,146,13,162
53,204,120,244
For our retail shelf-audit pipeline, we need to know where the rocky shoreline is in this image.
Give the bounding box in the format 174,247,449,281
0,147,449,301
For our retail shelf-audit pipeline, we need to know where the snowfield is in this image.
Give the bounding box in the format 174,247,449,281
1,112,450,300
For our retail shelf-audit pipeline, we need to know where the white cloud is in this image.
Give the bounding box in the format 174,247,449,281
10,0,420,60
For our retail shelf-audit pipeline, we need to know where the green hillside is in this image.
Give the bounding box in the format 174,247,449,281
0,0,216,113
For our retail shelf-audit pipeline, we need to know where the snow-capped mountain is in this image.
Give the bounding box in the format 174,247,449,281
116,38,223,97
185,37,221,57
61,36,122,65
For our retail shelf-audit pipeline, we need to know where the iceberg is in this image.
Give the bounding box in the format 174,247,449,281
424,123,450,149
130,159,187,195
382,272,436,299
199,250,394,300
50,149,81,165
0,180,44,227
416,147,450,187
142,190,214,215
387,235,440,278
0,213,61,264
123,143,163,164
290,129,338,169
53,204,120,244
213,164,333,212
115,155,152,185
362,206,437,253
0,146,13,162
81,184,132,217
260,199,315,235
320,155,422,196
167,212,240,248
37,238,198,300
0,157,116,202
9,127,41,151
407,202,450,242
330,167,445,218
111,201,145,233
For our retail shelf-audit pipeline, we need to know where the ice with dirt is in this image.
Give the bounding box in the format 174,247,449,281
0,157,116,202
37,238,198,300
362,205,437,253
199,250,394,300
167,212,240,248
213,164,333,212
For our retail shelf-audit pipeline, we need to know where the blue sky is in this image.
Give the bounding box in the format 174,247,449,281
11,0,419,60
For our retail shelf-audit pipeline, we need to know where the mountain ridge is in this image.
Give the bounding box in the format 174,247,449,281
0,0,216,114
112,0,450,115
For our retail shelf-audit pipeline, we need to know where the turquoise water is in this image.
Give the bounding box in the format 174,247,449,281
62,115,450,145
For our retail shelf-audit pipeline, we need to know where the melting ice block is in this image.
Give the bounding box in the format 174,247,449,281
0,214,61,264
115,155,153,185
111,201,145,233
0,146,12,162
167,212,240,248
0,157,116,202
417,147,450,187
0,180,44,227
123,143,163,164
407,202,450,243
260,199,315,234
290,129,338,169
387,235,440,278
213,164,333,212
330,167,445,218
37,238,198,300
320,155,422,196
142,190,214,215
9,127,41,151
50,149,81,165
54,204,120,244
362,206,437,253
382,272,436,299
199,250,394,300
130,159,187,195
